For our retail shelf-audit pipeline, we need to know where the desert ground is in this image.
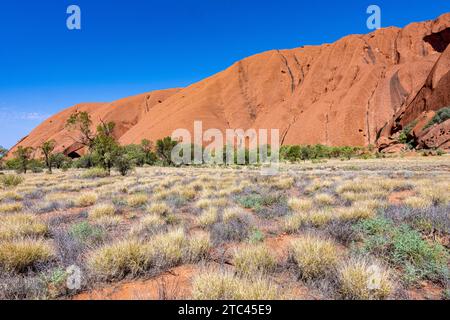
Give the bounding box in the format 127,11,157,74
0,157,449,300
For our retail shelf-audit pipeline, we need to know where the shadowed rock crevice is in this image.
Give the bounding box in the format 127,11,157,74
424,27,450,53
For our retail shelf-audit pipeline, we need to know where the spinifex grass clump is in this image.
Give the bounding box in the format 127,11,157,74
192,269,278,300
289,235,340,280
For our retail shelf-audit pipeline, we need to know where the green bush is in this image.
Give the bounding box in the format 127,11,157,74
0,174,24,188
424,107,450,130
355,217,449,284
69,221,105,245
81,167,109,179
114,152,133,176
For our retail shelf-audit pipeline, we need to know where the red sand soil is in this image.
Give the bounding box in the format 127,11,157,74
8,14,450,157
73,265,198,300
388,190,415,205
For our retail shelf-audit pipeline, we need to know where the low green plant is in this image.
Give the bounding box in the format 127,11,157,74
70,221,105,244
424,107,450,130
0,174,24,188
355,217,449,284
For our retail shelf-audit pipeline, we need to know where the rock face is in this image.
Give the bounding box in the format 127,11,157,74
417,119,450,149
7,13,450,157
8,89,180,158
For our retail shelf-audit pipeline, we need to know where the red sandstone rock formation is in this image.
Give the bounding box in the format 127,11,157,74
8,13,450,157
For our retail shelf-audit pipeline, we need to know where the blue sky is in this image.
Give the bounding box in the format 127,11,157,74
0,1,449,148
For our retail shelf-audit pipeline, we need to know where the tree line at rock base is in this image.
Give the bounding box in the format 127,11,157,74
0,111,446,176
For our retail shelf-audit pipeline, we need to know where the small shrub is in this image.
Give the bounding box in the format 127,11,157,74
289,236,340,280
211,211,251,245
0,174,24,188
69,221,105,245
423,107,450,130
0,240,54,272
233,244,276,275
356,217,449,284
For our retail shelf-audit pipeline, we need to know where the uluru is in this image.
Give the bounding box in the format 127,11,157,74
7,13,450,157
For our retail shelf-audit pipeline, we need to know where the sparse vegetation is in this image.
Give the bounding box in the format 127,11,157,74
0,157,448,300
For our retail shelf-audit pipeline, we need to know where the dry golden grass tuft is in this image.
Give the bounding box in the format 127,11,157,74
314,193,335,206
88,239,149,279
403,196,432,209
0,239,54,272
0,191,23,202
339,258,392,300
127,193,148,207
336,180,376,194
289,235,340,280
75,192,98,207
192,269,278,300
89,204,116,219
130,214,165,237
147,202,171,216
89,228,210,279
288,197,313,212
418,186,448,205
0,202,23,213
282,214,305,234
272,177,295,190
233,244,277,275
337,202,377,221
184,231,211,262
0,214,48,240
306,210,334,227
196,207,218,228
93,215,123,228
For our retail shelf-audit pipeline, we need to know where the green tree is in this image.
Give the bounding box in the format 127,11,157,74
122,144,146,166
40,140,56,173
141,139,157,165
156,137,178,166
12,146,33,173
114,148,133,176
66,111,95,149
0,146,7,169
91,121,119,175
51,153,71,169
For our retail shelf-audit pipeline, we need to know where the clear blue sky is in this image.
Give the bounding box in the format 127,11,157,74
0,0,449,148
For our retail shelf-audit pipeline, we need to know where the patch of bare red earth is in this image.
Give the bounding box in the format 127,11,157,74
73,265,197,300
